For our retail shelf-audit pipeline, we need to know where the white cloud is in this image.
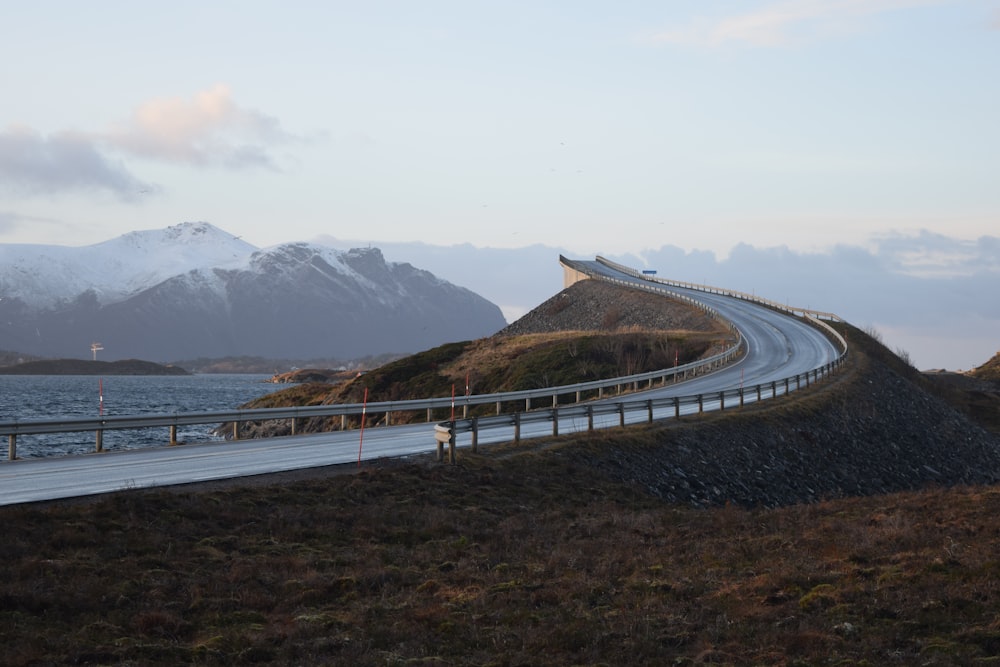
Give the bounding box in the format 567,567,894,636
103,84,295,169
0,125,153,200
650,0,949,48
0,86,300,201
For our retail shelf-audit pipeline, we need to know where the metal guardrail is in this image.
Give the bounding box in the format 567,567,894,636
433,357,848,463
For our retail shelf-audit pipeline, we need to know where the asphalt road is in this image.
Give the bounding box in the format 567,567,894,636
0,263,841,506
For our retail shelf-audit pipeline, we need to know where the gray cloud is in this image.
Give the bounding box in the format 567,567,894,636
0,126,154,201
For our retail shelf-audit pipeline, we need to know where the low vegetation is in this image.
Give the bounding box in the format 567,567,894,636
5,442,1000,665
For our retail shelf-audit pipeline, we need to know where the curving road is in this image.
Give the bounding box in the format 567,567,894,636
0,261,841,506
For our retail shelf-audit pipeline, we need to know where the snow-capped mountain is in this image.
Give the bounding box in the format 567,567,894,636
0,222,507,361
0,222,256,309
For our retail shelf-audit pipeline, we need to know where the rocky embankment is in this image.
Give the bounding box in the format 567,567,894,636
553,324,1000,508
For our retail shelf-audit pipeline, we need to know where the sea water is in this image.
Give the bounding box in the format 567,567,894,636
0,374,276,459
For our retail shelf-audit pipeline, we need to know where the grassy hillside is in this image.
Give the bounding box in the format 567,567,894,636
972,351,1000,383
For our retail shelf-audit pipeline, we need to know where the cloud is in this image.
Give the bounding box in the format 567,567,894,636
0,85,299,201
650,0,948,48
102,84,296,169
0,210,68,238
0,125,153,200
874,231,1000,278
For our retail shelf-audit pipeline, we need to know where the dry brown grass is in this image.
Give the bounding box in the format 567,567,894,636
4,450,1000,666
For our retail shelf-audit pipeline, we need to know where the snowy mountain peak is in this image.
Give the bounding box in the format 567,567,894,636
0,222,259,309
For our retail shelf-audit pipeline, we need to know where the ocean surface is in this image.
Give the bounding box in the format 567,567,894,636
0,374,276,459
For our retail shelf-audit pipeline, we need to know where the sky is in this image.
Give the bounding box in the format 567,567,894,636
1,1,998,369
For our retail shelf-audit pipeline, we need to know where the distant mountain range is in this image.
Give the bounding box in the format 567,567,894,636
0,222,507,362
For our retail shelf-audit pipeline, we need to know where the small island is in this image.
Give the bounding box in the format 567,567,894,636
0,359,191,376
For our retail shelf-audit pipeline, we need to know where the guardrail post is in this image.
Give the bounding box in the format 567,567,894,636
95,429,104,453
513,412,521,443
587,405,594,432
796,375,801,390
719,391,725,411
784,378,790,395
232,421,240,441
427,408,432,423
471,416,479,452
674,396,680,419
387,410,393,426
448,422,456,465
756,384,762,403
739,387,744,408
169,425,178,445
552,394,558,408
647,400,653,423
341,414,348,431
698,395,704,413
552,408,559,436
496,401,501,415
8,434,15,461
525,397,531,411
618,403,625,428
